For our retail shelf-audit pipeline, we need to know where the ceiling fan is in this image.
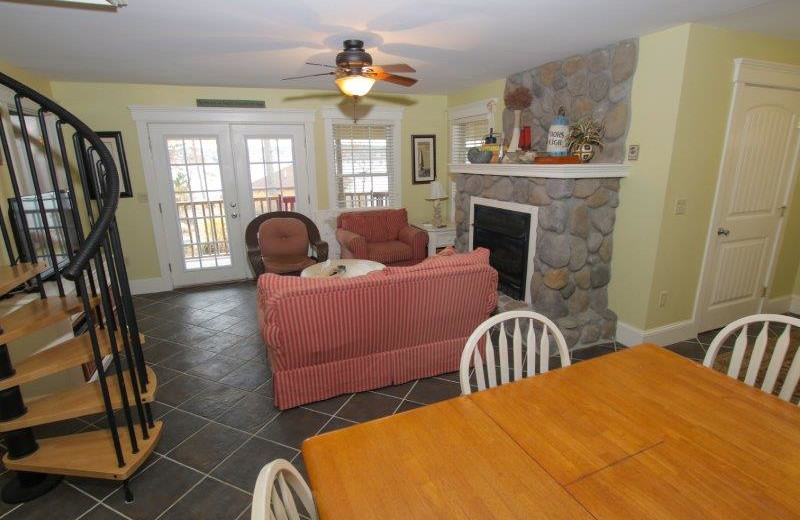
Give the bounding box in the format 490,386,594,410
282,39,417,98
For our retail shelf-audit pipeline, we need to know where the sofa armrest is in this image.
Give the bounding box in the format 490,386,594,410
311,239,329,262
335,228,368,258
398,225,429,260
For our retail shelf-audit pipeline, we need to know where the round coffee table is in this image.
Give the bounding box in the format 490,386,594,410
300,259,385,279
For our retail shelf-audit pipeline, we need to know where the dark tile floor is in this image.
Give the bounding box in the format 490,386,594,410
0,281,784,519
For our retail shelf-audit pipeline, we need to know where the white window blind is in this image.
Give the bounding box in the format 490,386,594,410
332,123,397,209
451,116,489,164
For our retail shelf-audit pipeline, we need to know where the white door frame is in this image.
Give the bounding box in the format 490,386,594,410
693,59,800,332
130,107,317,291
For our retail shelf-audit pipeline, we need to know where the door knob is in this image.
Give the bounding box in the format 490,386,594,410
230,212,239,219
230,202,237,208
717,227,730,236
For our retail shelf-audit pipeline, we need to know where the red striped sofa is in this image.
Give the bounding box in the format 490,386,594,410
335,208,428,266
257,248,498,409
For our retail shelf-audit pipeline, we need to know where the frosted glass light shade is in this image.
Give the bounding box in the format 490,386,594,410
335,75,376,97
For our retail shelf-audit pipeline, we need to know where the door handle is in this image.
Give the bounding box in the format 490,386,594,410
717,227,730,236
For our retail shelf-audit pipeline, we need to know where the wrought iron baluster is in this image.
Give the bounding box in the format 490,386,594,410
13,96,64,297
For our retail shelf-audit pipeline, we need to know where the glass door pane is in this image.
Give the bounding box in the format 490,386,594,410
245,137,296,215
166,137,231,270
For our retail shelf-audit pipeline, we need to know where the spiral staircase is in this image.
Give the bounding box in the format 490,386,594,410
0,72,160,503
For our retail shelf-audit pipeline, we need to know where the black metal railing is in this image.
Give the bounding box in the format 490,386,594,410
0,71,151,503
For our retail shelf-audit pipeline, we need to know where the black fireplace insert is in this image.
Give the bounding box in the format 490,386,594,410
472,204,531,300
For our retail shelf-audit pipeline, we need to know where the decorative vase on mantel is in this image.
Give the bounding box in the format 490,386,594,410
507,109,522,153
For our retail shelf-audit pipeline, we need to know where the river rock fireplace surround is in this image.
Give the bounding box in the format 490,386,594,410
451,163,628,349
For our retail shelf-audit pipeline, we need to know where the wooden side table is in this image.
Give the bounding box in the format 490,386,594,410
411,221,457,257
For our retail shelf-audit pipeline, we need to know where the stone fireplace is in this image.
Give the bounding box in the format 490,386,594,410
451,163,627,350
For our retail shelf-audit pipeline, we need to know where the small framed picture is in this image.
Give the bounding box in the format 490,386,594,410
412,134,436,184
76,131,133,199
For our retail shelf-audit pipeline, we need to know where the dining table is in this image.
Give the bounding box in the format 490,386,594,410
301,344,800,519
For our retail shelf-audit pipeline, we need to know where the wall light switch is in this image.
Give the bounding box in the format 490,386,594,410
674,198,687,215
136,194,148,204
627,144,640,161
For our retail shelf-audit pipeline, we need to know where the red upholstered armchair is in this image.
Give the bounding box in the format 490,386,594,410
335,209,428,266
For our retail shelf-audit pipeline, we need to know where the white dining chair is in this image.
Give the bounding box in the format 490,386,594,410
459,310,571,395
703,313,800,404
252,459,318,520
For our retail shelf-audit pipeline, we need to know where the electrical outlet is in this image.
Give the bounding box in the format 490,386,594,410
674,198,687,215
627,144,640,161
658,291,668,308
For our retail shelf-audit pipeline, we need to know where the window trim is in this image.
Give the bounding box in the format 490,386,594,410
448,98,497,164
322,106,404,211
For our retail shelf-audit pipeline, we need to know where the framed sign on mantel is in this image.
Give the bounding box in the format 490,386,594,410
412,134,436,184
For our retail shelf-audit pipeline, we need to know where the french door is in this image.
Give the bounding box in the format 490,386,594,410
149,123,311,287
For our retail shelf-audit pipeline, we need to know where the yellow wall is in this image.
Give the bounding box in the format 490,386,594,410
608,25,692,330
644,25,800,328
47,82,448,280
446,78,507,131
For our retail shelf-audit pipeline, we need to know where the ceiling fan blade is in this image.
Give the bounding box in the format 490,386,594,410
281,72,336,81
305,61,337,69
370,63,416,74
374,73,418,87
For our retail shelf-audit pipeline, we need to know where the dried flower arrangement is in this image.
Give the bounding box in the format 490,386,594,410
566,117,605,152
504,86,533,110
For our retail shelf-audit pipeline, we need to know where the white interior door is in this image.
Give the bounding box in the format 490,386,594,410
230,124,310,226
697,85,800,332
149,124,248,286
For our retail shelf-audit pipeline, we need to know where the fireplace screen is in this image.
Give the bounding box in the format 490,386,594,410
472,204,531,300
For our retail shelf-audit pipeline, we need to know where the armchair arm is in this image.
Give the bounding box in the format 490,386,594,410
335,228,368,259
398,225,429,260
311,239,329,262
247,248,265,276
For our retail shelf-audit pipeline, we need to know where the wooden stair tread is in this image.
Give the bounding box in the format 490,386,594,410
0,294,97,345
4,421,163,480
0,263,47,297
0,365,156,432
0,332,146,391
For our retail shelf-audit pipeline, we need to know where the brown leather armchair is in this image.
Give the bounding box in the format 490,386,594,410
245,212,328,276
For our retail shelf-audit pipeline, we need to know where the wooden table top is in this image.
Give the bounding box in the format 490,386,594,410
302,344,800,519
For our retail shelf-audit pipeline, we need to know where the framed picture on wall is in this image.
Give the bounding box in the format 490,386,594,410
75,131,133,199
412,134,436,184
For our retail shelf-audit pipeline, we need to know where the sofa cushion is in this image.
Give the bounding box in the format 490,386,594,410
337,209,408,243
258,218,309,257
366,241,413,264
385,247,490,275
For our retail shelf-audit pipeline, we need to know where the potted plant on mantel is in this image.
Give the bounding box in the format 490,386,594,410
566,117,605,163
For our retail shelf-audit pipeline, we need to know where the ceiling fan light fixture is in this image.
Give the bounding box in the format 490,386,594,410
335,75,376,97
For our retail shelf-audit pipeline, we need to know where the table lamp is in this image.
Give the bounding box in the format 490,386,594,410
426,180,448,228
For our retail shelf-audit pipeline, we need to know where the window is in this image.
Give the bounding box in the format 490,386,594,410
324,107,403,210
448,99,497,164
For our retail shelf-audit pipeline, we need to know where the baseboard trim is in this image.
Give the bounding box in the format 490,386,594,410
129,277,171,295
764,295,794,314
616,319,697,347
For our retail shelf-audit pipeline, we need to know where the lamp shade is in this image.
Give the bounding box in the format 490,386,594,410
335,75,376,97
427,180,446,200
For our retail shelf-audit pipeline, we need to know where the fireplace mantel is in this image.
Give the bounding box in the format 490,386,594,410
448,163,629,179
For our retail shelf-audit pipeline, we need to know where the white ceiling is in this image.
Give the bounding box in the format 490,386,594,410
0,0,790,94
